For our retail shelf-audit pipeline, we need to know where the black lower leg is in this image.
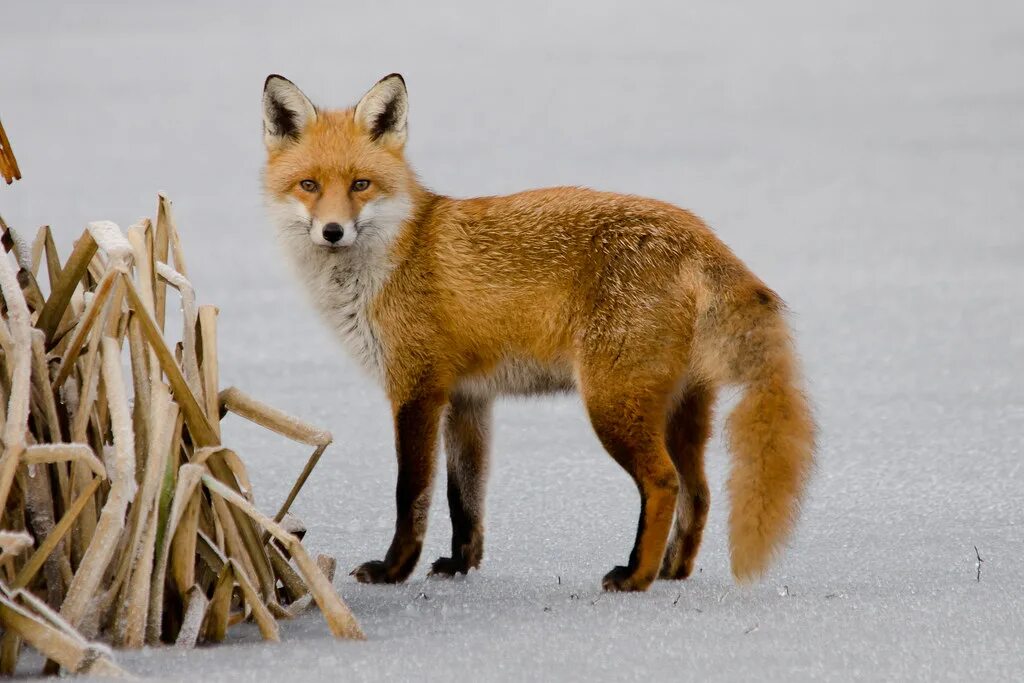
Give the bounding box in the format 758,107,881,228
602,487,648,587
431,476,483,575
353,394,443,584
660,386,714,580
431,395,490,576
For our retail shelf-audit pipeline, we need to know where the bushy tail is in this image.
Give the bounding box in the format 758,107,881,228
720,299,816,582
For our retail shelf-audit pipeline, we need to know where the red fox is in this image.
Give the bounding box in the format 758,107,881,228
262,73,815,592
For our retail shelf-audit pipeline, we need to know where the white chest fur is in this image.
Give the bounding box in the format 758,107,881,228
319,256,389,380
274,222,391,383
299,248,390,382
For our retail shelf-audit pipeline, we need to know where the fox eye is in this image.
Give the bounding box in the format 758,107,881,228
351,179,371,192
299,179,319,193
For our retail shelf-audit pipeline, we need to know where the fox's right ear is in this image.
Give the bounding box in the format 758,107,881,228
354,74,408,148
263,75,317,150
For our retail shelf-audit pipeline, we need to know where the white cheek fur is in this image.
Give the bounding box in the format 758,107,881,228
265,195,310,234
337,223,358,247
357,194,414,243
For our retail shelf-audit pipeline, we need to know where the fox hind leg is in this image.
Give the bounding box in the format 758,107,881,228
582,370,679,592
431,393,492,576
660,385,714,580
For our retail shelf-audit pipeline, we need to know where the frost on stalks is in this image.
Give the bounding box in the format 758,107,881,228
0,248,32,455
157,260,202,398
0,530,34,564
87,221,133,268
5,225,32,270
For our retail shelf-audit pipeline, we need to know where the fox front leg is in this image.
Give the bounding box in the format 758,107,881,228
352,394,445,584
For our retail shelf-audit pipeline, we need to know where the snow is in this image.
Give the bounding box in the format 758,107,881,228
86,220,133,265
3,0,1023,680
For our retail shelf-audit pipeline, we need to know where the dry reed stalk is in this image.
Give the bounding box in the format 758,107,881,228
28,228,45,279
198,305,220,438
35,233,97,345
0,117,20,185
164,464,203,595
2,227,46,314
12,478,102,591
22,445,104,480
49,269,118,391
113,385,177,648
153,198,171,332
159,195,189,279
145,409,182,645
59,338,137,629
0,247,31,513
0,531,33,565
195,529,226,576
174,584,207,648
268,541,308,603
228,558,280,642
21,460,61,609
156,261,201,400
203,563,233,643
41,228,62,293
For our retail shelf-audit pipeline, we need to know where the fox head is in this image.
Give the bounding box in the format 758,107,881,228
262,74,417,249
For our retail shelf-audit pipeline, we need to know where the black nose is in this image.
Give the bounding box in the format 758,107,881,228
322,222,343,243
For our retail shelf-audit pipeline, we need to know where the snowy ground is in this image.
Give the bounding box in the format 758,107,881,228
3,1,1023,680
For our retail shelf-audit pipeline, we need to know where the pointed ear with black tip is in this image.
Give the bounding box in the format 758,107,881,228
354,73,408,148
263,75,317,150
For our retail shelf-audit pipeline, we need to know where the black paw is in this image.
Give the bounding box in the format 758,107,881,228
601,565,652,592
351,560,399,584
428,556,470,577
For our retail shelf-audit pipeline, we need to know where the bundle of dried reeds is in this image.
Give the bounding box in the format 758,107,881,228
0,195,363,677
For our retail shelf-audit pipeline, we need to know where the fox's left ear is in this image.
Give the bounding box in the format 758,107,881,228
263,75,317,150
354,74,408,147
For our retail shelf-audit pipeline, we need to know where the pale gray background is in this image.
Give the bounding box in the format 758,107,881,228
2,1,1023,680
